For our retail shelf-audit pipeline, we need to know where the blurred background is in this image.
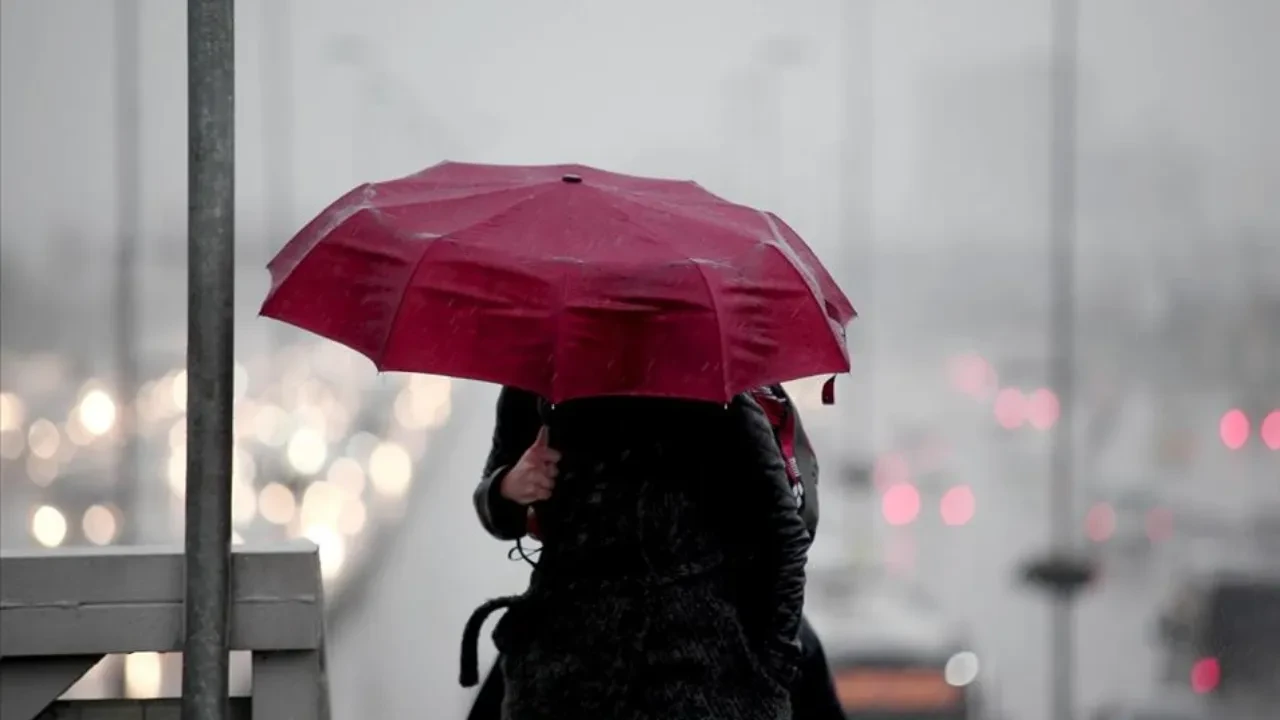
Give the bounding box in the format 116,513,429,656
1,1,1277,718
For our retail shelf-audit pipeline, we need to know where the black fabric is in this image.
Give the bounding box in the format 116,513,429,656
470,620,845,720
464,391,809,720
474,384,821,548
466,660,507,720
792,617,846,720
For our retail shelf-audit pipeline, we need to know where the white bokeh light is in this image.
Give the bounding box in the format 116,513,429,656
944,651,980,687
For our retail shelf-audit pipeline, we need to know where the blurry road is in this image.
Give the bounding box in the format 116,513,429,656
328,382,527,719
935,427,1163,719
909,393,1176,720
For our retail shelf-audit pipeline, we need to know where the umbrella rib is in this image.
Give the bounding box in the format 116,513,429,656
756,210,843,328
685,257,733,401
595,192,735,398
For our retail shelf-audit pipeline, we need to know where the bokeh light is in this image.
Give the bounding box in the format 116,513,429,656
31,505,68,547
286,427,328,475
881,483,921,526
1190,657,1220,694
1218,408,1249,450
0,391,27,431
27,418,61,459
259,482,298,525
993,388,1026,430
300,480,343,532
77,388,118,436
305,525,348,580
82,504,119,545
1085,502,1116,543
369,441,412,498
947,354,997,399
1261,410,1280,450
944,651,980,687
1026,388,1060,430
940,485,976,527
327,457,367,497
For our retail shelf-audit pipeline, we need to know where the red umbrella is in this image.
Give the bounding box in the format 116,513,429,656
261,161,855,404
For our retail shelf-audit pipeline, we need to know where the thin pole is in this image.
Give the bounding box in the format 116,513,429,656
841,0,875,443
260,0,294,369
113,0,141,533
838,0,876,562
111,1,141,697
182,1,235,718
1047,0,1080,718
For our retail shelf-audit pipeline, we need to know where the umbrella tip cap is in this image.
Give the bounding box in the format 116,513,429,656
561,173,583,184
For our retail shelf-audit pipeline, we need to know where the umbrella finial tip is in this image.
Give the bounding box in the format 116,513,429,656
561,173,583,184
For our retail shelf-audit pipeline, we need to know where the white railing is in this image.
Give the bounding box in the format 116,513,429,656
0,543,329,720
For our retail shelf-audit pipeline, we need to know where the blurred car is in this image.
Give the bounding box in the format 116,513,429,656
1156,572,1280,703
805,563,984,719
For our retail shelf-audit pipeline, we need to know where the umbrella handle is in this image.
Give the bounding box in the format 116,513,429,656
537,400,560,448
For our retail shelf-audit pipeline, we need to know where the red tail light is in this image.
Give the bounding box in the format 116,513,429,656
1219,409,1249,450
1190,656,1220,694
881,483,921,526
1261,410,1280,450
1085,502,1115,543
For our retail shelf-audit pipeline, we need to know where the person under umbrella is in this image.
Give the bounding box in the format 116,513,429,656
259,161,856,718
459,385,809,719
466,384,844,720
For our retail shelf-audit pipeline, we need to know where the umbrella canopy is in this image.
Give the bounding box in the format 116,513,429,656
262,161,855,403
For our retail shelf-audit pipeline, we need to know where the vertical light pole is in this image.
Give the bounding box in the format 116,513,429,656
718,36,809,206
840,0,877,559
260,0,294,371
1046,1,1084,719
749,35,808,205
1021,4,1093,720
113,0,141,540
183,1,235,718
110,4,144,696
841,0,875,435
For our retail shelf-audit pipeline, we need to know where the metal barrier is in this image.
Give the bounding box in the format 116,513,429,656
0,543,329,720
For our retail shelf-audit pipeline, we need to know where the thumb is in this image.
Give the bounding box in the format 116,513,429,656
532,425,551,450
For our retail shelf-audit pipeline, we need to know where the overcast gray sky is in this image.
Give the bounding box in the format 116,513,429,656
2,0,1276,254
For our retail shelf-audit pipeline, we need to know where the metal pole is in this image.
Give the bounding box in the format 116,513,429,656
113,0,141,539
841,0,875,441
1047,0,1080,718
837,0,876,563
183,1,235,718
111,1,142,697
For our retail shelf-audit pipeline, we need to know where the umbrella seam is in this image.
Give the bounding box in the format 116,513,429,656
757,210,849,338
607,192,848,389
596,191,735,398
684,258,733,402
550,261,574,404
609,193,853,326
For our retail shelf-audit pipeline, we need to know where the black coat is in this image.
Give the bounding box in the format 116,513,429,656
474,384,821,541
465,387,811,720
